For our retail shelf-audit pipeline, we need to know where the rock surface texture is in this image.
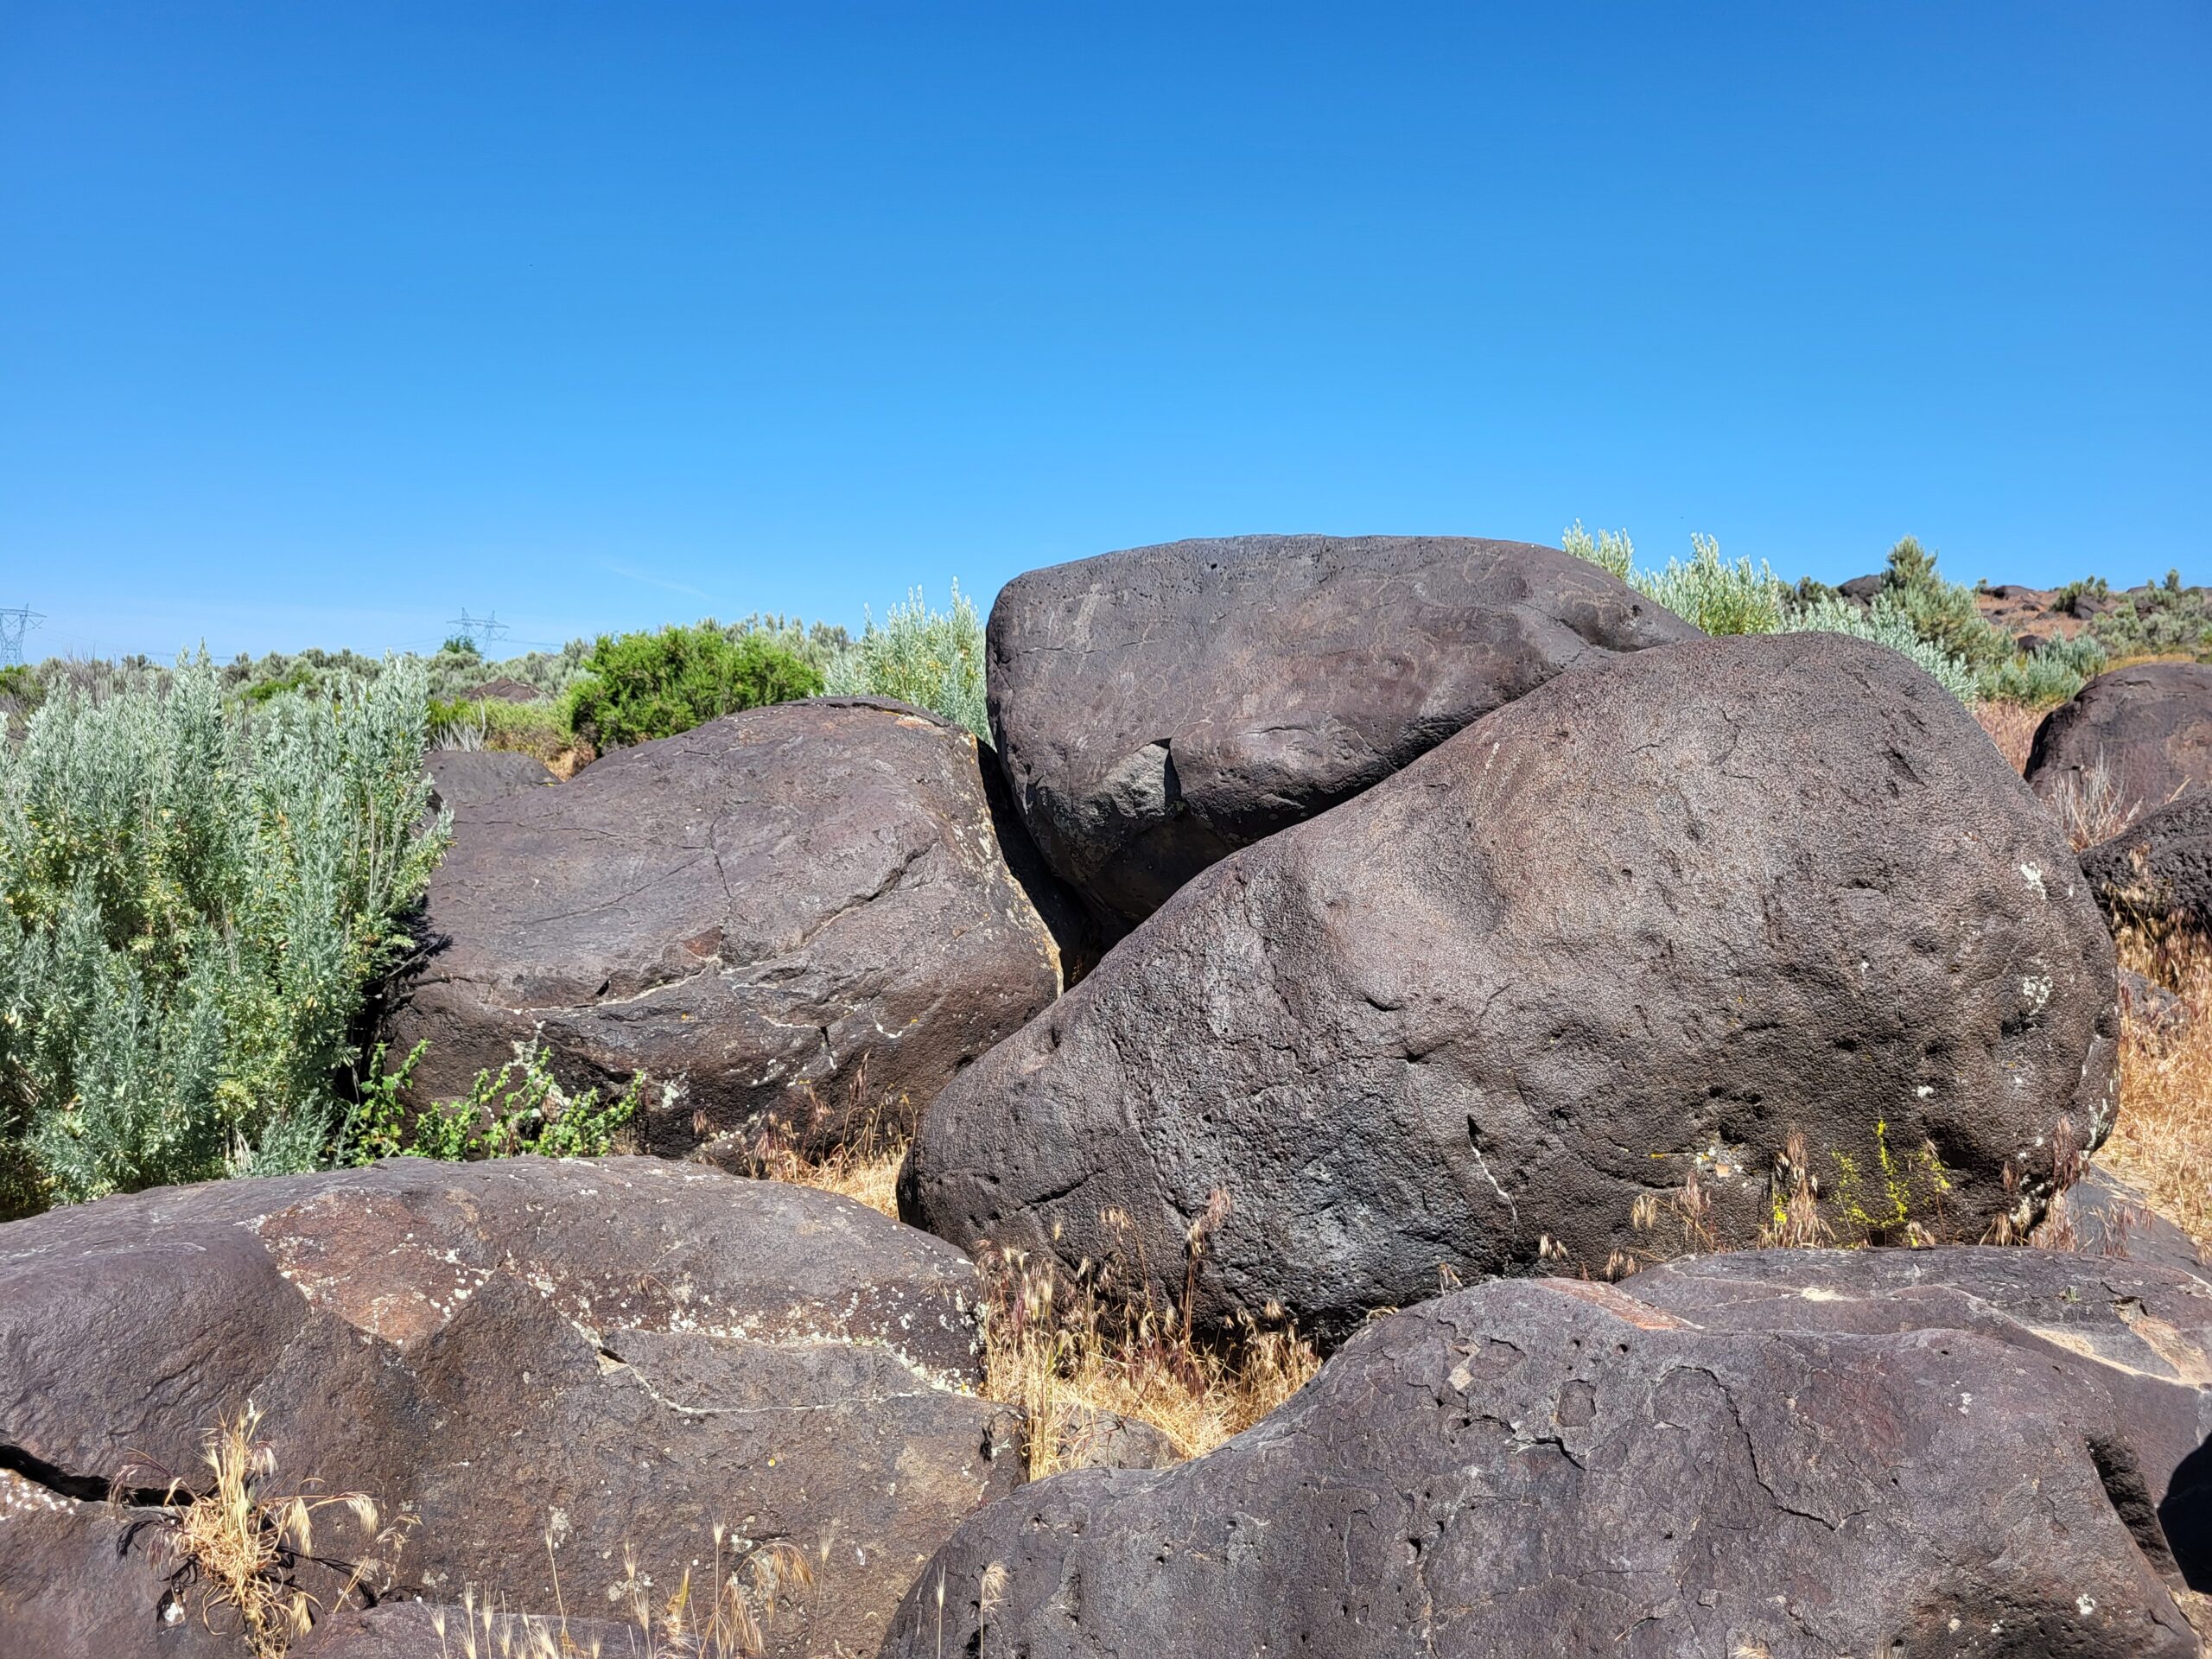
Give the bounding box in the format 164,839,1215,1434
2083,794,2212,936
2029,663,2212,817
985,534,1702,932
387,697,1064,1157
1618,1246,2212,1586
880,1275,2198,1659
0,1158,1022,1659
422,748,557,816
905,633,2120,1339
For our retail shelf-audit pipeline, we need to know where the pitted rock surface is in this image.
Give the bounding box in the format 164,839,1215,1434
906,633,2120,1340
2082,793,2212,936
985,533,1701,932
882,1276,2196,1659
385,697,1065,1157
0,1158,1020,1659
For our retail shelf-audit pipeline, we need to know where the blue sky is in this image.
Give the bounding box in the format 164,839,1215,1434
2,3,2205,660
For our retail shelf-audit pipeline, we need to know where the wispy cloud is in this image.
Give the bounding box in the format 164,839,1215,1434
601,562,714,602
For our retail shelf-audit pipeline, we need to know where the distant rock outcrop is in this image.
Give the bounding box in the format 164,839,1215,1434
985,534,1701,933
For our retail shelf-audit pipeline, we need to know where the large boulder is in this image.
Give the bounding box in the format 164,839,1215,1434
386,697,1065,1158
2082,793,2212,934
1616,1246,2212,1585
905,633,2120,1341
2029,663,2212,818
986,534,1701,933
880,1275,2197,1659
0,1158,1023,1659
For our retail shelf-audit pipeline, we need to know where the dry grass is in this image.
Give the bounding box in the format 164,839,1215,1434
122,1402,411,1659
1974,699,2042,775
752,1129,1318,1475
977,1243,1319,1478
414,1529,812,1658
2100,928,2212,1243
2047,754,2149,851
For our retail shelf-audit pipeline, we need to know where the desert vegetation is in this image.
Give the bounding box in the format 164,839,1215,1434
1564,519,2113,704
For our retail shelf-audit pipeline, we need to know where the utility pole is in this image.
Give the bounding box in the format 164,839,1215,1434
0,604,42,668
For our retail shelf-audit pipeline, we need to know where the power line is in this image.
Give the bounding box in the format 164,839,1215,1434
443,608,511,652
0,604,43,667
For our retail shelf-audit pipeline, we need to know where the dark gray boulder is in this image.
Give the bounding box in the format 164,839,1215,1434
905,633,2120,1341
2083,794,2212,935
1618,1246,2212,1585
2029,664,2212,818
0,1158,1022,1659
985,534,1700,933
880,1275,2196,1659
387,697,1065,1158
1836,571,1886,602
422,748,556,816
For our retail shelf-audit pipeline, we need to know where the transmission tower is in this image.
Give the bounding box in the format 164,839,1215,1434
0,604,43,668
444,608,511,653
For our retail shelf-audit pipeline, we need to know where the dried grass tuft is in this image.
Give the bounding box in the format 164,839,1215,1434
123,1402,412,1659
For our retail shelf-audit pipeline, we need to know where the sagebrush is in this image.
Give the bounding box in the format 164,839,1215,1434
0,654,446,1215
825,582,989,735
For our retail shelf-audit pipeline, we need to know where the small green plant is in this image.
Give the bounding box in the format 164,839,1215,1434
345,1038,645,1164
1560,520,1635,582
563,624,824,749
825,582,989,735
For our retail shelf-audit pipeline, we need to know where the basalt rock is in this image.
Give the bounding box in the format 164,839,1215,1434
985,534,1700,933
2029,664,2212,818
386,697,1066,1159
2082,794,2212,936
0,1158,1022,1659
905,633,2120,1341
881,1275,2197,1659
423,749,556,816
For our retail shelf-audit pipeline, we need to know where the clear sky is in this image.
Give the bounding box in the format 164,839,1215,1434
2,3,2205,661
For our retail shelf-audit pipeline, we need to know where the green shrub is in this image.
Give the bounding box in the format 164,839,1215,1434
562,624,824,749
1637,535,1788,636
345,1038,645,1163
2086,584,2212,662
0,654,448,1215
824,582,989,734
1876,537,2012,676
1781,595,1980,701
1560,520,1635,582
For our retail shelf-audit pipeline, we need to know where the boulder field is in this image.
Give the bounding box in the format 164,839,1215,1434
905,632,2120,1339
985,533,1701,934
11,538,2212,1658
0,1158,1021,1659
385,696,1071,1160
884,1257,2206,1659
